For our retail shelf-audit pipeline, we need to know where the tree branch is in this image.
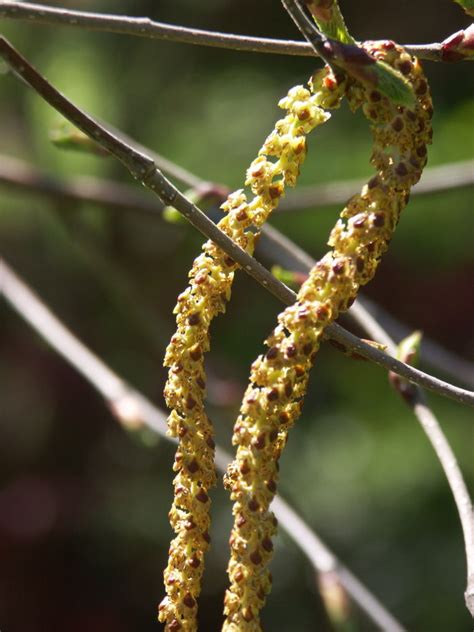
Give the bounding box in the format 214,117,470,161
0,256,406,632
278,159,474,213
0,1,470,63
354,308,474,618
3,154,472,391
0,36,473,407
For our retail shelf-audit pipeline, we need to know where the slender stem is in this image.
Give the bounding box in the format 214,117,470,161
0,1,468,63
412,396,474,617
0,154,165,217
281,0,331,63
348,300,474,617
0,255,406,632
0,36,473,408
3,155,472,390
278,160,474,213
4,153,471,218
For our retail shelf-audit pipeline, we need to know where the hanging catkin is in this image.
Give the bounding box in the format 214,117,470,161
158,73,347,631
222,41,432,631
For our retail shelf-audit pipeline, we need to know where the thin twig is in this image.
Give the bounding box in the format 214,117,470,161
353,305,474,618
2,154,472,218
0,37,473,408
3,155,472,390
0,256,406,632
0,1,468,63
279,160,474,213
281,0,330,62
0,154,165,217
411,395,474,617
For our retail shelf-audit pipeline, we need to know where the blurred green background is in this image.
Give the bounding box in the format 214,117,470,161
1,1,473,630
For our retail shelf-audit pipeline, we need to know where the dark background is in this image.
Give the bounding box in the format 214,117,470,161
1,1,473,630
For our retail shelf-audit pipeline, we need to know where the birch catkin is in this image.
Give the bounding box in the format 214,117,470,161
223,41,432,631
158,73,346,631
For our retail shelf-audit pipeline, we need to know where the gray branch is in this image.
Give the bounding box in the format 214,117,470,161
0,256,406,632
0,1,467,63
351,302,474,618
0,36,473,407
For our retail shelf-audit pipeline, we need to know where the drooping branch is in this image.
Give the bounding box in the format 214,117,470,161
0,1,471,63
279,159,474,212
2,155,473,390
0,256,406,632
0,37,473,407
2,153,472,217
355,310,474,618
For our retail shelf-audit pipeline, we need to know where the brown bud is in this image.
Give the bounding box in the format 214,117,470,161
395,162,408,177
262,537,274,552
397,60,412,75
234,568,244,583
187,459,199,474
240,460,250,475
253,432,266,450
303,343,313,356
372,213,385,227
236,514,247,528
187,312,200,326
183,593,196,609
267,388,279,402
267,479,277,493
189,344,202,361
186,395,197,410
195,489,209,503
248,498,260,512
266,346,279,360
242,607,254,622
206,436,215,449
188,555,201,569
332,261,345,275
391,117,404,132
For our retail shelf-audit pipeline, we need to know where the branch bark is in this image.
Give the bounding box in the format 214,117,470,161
0,255,407,632
0,36,473,407
0,1,469,63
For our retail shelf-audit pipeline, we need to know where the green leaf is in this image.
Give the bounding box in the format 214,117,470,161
306,0,355,44
324,41,416,108
396,331,423,366
453,0,474,17
372,61,416,109
50,122,108,156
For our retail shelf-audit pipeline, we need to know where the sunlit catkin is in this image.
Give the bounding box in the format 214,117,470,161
223,41,432,631
158,75,346,631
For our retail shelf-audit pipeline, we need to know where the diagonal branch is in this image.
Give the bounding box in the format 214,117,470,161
278,159,474,212
355,308,474,618
0,1,470,63
2,154,473,390
0,256,406,632
0,36,473,407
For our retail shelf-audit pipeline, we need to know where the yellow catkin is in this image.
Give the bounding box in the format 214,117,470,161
158,75,345,631
223,41,432,631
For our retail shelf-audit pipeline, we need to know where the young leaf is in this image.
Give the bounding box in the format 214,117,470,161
324,40,417,108
305,0,355,44
453,0,474,17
